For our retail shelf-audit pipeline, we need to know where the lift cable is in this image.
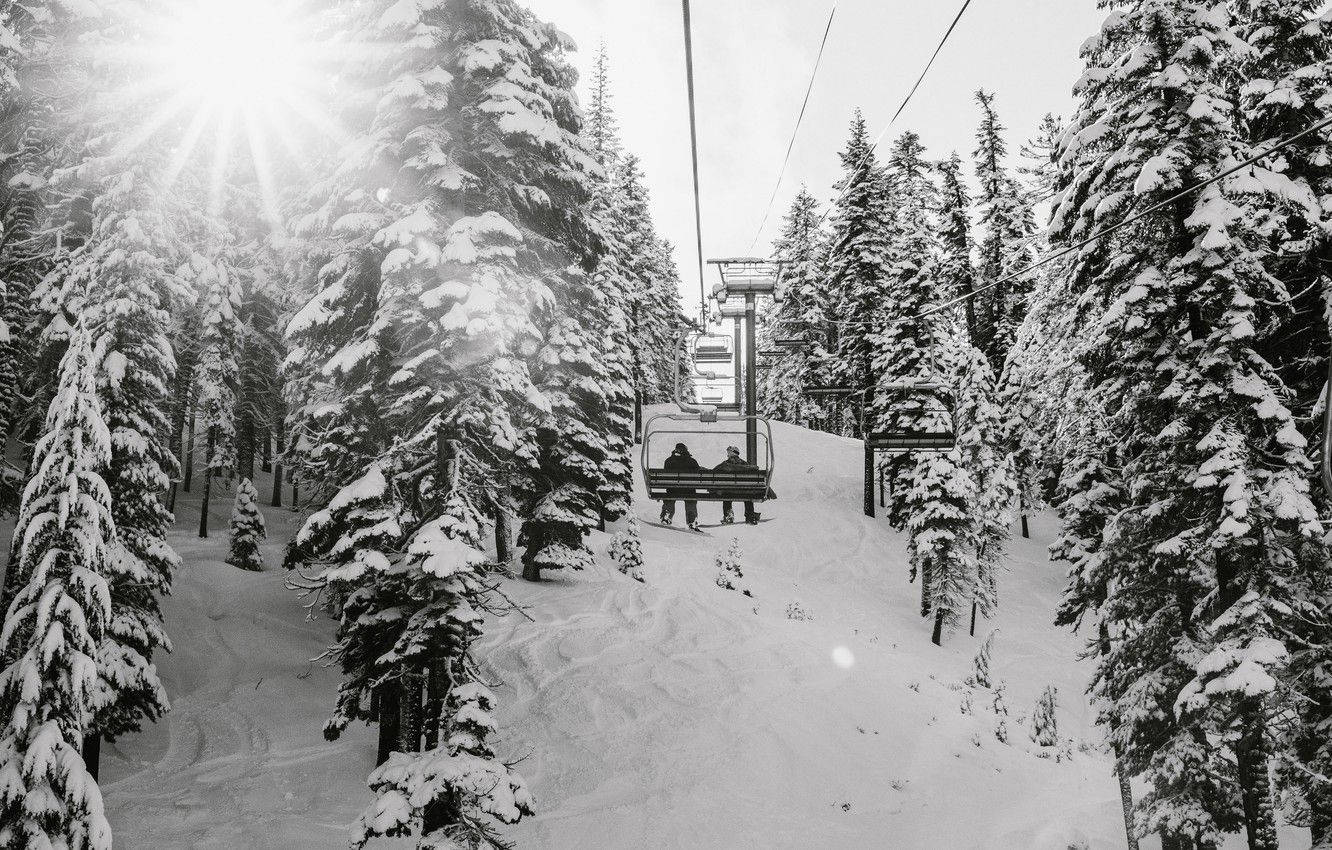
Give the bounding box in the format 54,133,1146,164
814,0,975,230
915,111,1332,320
681,0,708,321
748,4,838,252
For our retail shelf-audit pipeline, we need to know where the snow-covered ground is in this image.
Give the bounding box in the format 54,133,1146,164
7,414,1199,848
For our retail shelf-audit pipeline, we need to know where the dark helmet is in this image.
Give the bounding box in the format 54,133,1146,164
673,442,690,455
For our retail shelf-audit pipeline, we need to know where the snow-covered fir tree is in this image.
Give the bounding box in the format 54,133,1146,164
609,514,645,583
77,154,182,749
1049,2,1331,845
992,681,1010,744
827,111,895,434
1029,685,1057,748
935,153,976,339
967,630,997,690
971,90,1036,369
190,248,241,538
0,322,113,849
952,344,1014,621
761,187,827,427
227,478,266,571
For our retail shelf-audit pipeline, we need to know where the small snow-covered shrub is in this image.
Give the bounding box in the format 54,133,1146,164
960,689,975,716
227,478,266,571
784,601,812,621
966,629,997,689
1030,685,1058,747
714,538,751,597
992,681,1010,744
609,515,644,582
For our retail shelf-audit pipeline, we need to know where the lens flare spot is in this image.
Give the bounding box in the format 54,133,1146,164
831,646,855,669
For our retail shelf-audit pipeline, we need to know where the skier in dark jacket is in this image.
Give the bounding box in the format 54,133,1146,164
661,443,701,531
714,445,760,525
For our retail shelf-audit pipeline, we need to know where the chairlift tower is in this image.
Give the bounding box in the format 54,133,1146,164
709,258,785,465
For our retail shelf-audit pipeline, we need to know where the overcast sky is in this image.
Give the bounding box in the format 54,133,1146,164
523,0,1107,314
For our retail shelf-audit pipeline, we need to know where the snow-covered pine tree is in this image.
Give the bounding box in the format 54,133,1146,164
967,630,997,689
190,248,241,538
952,344,1015,623
1017,113,1065,202
935,153,976,341
828,111,895,437
580,51,636,522
1226,4,1332,840
612,155,690,407
992,681,1010,744
586,42,622,167
349,481,534,847
0,321,113,849
761,186,827,426
1049,3,1330,845
609,514,645,582
971,90,1036,369
871,131,954,530
1030,685,1057,748
73,152,183,750
907,449,975,646
227,478,266,571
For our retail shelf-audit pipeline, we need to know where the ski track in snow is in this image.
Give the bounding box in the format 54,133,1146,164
3,412,1304,848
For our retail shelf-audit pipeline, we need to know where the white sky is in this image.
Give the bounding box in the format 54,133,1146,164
523,0,1107,313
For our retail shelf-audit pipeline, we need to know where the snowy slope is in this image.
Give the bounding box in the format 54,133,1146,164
6,412,1161,848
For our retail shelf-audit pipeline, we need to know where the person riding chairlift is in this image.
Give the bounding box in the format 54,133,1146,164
714,445,761,525
660,443,702,532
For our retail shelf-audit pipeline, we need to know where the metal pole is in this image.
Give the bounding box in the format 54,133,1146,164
864,443,875,518
745,293,758,464
733,316,742,409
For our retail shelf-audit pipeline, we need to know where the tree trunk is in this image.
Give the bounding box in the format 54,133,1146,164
423,665,445,752
260,428,272,473
271,419,285,508
167,360,193,512
1236,704,1279,850
495,507,511,565
198,429,215,538
920,561,932,618
399,675,422,754
969,600,977,636
183,405,197,493
931,610,944,645
237,408,255,482
1116,763,1139,850
82,733,101,781
376,683,401,767
1020,514,1029,539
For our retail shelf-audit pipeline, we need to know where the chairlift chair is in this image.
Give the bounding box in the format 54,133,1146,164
641,331,776,504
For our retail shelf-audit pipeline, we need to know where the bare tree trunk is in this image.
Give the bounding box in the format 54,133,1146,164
167,360,193,512
495,507,511,565
183,406,197,493
399,675,422,754
260,428,272,473
271,418,285,508
198,429,215,538
1116,764,1139,850
82,733,101,781
376,684,400,767
1236,703,1279,850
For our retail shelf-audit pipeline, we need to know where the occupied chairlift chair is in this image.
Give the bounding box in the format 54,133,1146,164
641,334,776,504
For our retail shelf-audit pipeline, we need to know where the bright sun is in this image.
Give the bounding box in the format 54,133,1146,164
118,0,340,221
158,0,317,112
